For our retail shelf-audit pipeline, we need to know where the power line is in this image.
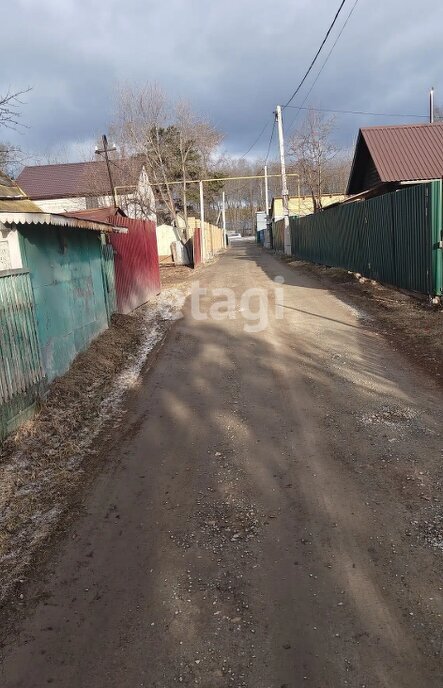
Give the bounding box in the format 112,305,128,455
285,105,428,119
241,118,272,158
283,0,348,108
286,0,361,134
239,1,364,160
240,0,358,159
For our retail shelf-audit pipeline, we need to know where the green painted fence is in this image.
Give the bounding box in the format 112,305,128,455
290,181,443,297
0,269,46,440
19,226,115,383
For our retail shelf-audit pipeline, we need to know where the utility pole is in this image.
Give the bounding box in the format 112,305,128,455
95,134,118,207
199,180,206,262
222,191,227,247
264,165,270,217
430,87,435,124
275,106,291,255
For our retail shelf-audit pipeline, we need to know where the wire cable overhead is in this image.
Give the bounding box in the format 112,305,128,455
283,0,348,108
285,0,361,136
285,105,428,119
241,118,272,158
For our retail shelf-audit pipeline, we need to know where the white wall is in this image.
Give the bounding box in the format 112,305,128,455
0,227,23,270
117,169,157,221
136,168,157,221
34,197,87,213
33,166,157,222
156,224,181,256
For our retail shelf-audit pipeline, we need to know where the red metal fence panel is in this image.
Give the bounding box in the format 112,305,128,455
109,216,161,314
193,227,202,268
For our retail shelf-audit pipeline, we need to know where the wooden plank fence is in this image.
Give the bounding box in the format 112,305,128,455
0,269,46,440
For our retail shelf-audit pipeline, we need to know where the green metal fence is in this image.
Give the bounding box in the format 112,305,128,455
19,226,114,383
290,181,443,297
0,269,46,440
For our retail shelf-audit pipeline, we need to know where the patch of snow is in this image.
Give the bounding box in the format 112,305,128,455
96,287,190,431
55,287,190,473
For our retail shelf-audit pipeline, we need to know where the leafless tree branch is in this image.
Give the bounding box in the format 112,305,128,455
110,83,222,237
0,87,31,131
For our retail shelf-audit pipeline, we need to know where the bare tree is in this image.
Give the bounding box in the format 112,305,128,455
175,101,222,228
111,83,222,238
0,88,31,131
0,87,31,175
0,143,25,176
434,105,443,122
289,110,339,212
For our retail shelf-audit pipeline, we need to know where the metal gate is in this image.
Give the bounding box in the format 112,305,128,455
193,227,202,267
100,239,117,323
0,269,46,440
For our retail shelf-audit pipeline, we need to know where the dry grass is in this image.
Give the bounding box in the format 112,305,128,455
0,261,195,610
0,309,150,605
160,263,195,289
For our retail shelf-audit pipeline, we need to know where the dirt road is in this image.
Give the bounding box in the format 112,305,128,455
1,241,442,687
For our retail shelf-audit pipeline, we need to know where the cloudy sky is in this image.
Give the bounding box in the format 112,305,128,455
2,0,442,166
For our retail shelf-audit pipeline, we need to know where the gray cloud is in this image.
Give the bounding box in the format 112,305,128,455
2,0,442,165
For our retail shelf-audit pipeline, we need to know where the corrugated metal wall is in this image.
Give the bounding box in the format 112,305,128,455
290,182,443,296
0,269,46,439
110,217,161,315
193,227,202,267
19,225,110,382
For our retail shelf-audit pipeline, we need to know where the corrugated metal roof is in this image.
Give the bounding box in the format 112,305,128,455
16,159,144,200
62,206,128,223
0,198,43,212
348,122,443,194
0,170,43,212
0,211,115,233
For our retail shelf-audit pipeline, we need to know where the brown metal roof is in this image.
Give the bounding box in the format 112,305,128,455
62,206,127,223
347,122,443,194
0,173,120,231
16,158,144,200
